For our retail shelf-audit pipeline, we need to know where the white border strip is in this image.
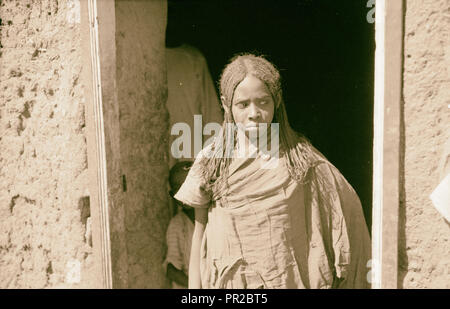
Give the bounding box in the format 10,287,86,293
87,0,113,289
372,0,386,289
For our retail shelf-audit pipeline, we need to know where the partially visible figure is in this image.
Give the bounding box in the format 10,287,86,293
166,1,223,168
165,2,223,217
166,44,223,167
163,161,195,289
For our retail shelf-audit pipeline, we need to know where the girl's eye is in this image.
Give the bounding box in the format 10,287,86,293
258,97,272,105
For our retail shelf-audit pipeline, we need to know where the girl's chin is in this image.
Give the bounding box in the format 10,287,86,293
245,126,258,132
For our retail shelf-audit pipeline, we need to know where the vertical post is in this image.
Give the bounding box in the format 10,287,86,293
81,0,118,288
372,0,404,289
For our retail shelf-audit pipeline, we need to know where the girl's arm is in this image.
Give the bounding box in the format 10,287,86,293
189,207,208,289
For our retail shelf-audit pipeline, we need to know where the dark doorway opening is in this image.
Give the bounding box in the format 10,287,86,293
167,0,374,229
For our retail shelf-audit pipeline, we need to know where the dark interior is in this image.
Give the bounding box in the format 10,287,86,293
167,0,375,229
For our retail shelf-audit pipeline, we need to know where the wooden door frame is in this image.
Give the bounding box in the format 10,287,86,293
372,0,404,289
81,0,118,289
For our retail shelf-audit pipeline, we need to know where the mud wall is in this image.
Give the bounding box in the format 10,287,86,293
115,0,170,288
399,0,450,288
0,0,99,288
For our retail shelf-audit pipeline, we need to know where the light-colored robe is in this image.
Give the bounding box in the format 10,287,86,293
175,143,371,289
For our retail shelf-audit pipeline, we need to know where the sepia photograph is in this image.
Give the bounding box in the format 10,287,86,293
0,0,448,293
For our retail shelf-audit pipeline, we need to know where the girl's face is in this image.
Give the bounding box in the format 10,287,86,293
230,75,275,134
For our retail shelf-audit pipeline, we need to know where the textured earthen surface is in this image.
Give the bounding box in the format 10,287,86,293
400,0,450,288
115,0,170,288
0,0,99,288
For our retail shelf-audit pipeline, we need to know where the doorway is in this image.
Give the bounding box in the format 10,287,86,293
168,0,375,228
85,0,378,288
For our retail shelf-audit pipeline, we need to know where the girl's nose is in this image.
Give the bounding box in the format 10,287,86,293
248,103,260,119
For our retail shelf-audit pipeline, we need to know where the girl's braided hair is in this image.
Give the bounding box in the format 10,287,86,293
198,53,316,198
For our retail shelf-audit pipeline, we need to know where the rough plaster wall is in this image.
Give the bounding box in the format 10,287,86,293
400,0,450,288
115,0,170,288
0,0,98,288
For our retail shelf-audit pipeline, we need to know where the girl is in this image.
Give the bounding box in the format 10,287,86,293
174,54,371,289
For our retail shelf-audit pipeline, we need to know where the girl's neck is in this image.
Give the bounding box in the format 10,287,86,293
235,127,274,158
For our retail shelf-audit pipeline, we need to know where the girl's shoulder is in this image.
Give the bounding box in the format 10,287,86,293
189,142,215,179
195,141,216,161
306,148,358,198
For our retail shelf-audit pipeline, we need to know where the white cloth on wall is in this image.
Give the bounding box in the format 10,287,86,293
166,45,223,168
430,137,450,222
430,173,450,222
